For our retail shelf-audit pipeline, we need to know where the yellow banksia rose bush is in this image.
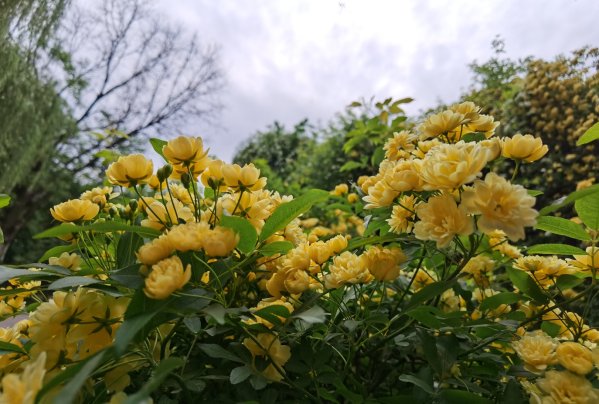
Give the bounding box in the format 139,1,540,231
3,103,599,403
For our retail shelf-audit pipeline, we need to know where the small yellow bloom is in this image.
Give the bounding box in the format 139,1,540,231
201,226,239,257
324,251,373,289
363,180,399,209
49,252,81,271
308,241,333,265
140,199,194,230
283,268,311,294
162,136,209,166
419,110,466,141
167,222,207,252
384,130,416,161
501,133,548,163
106,154,154,187
221,163,267,191
413,193,474,248
535,370,598,403
243,333,291,382
569,246,599,274
50,199,99,222
80,186,114,206
387,195,416,234
137,235,174,265
326,235,348,254
347,193,359,203
556,342,594,375
144,256,191,300
331,183,349,196
512,331,558,373
361,246,406,281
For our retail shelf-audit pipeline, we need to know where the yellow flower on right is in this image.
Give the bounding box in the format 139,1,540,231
501,133,548,163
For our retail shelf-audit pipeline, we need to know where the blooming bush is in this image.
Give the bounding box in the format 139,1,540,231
0,102,598,403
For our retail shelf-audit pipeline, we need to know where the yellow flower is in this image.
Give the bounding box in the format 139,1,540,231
144,256,191,300
556,342,594,375
137,234,174,265
243,333,291,382
324,251,373,289
331,183,349,196
326,235,348,254
283,268,311,294
536,370,598,403
512,331,558,373
466,114,500,138
201,226,239,257
49,252,81,271
383,160,423,192
387,195,416,234
410,269,436,291
413,193,474,248
501,133,549,163
569,246,599,274
167,222,207,252
221,163,267,191
106,154,154,187
419,110,466,141
80,186,114,206
461,173,537,241
0,326,24,369
200,159,228,191
0,352,46,404
384,130,417,161
308,241,333,265
417,141,489,190
363,180,399,209
162,136,209,166
462,255,495,287
141,199,194,230
50,199,99,222
361,246,407,281
347,193,359,203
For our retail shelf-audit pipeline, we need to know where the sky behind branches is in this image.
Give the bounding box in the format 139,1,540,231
154,0,599,161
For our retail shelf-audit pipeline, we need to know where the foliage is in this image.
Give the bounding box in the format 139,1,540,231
1,102,599,402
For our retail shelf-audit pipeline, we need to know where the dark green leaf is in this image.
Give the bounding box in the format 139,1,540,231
576,121,599,145
110,264,143,289
575,191,599,231
555,274,584,290
183,316,202,334
199,344,244,363
406,306,443,329
124,357,184,404
47,276,102,290
398,374,433,395
479,292,520,312
527,244,586,256
116,233,143,268
0,266,59,283
541,321,561,338
462,132,486,143
535,216,590,241
258,241,294,256
539,185,599,215
259,189,329,241
527,190,543,197
230,365,253,384
407,280,457,309
203,304,227,325
0,341,25,355
220,215,257,254
35,222,160,239
506,267,548,304
253,305,291,326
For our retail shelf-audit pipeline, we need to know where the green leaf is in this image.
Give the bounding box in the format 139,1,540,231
35,222,160,239
0,266,58,283
230,365,253,384
407,280,457,309
406,306,443,329
0,341,25,355
183,316,202,334
258,241,294,256
259,189,329,242
539,185,599,215
479,292,521,312
202,304,227,325
439,389,492,404
371,147,385,167
575,191,599,231
555,274,584,290
149,137,168,160
527,244,586,256
346,233,398,250
292,305,327,324
39,244,79,262
339,160,366,172
535,216,590,241
47,276,103,290
462,132,486,143
576,121,599,145
541,321,561,338
0,194,10,209
506,267,548,304
110,264,144,289
220,215,257,254
51,350,110,404
198,344,244,363
398,374,433,395
116,232,144,268
252,305,291,326
124,357,184,404
527,190,543,197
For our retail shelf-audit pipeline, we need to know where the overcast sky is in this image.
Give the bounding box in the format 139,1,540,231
154,0,599,162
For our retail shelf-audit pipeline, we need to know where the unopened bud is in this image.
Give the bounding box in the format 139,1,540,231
181,172,191,188
157,164,173,182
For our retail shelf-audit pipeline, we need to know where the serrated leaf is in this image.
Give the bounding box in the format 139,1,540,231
535,216,590,241
527,244,586,256
575,191,599,231
47,276,102,290
479,292,521,312
259,189,329,242
220,215,257,254
258,241,294,256
230,365,253,384
506,267,548,304
576,121,599,145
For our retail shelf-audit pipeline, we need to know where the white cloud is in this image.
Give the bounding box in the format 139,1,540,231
154,0,599,161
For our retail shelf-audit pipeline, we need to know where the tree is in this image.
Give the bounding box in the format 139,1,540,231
0,0,224,261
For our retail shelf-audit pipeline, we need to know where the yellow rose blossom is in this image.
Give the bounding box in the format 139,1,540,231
144,256,191,300
162,136,209,166
167,222,208,252
417,141,489,190
141,199,194,230
137,234,174,265
324,251,373,289
221,191,272,230
383,160,423,192
383,130,417,161
556,342,594,375
221,163,267,191
49,252,81,271
413,193,474,248
347,193,359,203
300,218,319,228
451,101,481,121
412,139,442,159
501,133,549,163
106,154,154,186
363,180,399,209
361,246,407,281
512,331,558,373
465,114,500,138
331,183,349,196
576,178,595,190
147,174,167,190
284,218,308,245
419,110,466,141
461,172,538,241
80,186,114,206
201,159,227,191
326,235,348,254
243,333,291,382
410,269,436,291
0,352,46,404
462,255,495,287
283,268,311,294
50,199,99,222
201,226,239,257
387,195,416,234
166,183,194,205
308,241,333,265
535,370,598,403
